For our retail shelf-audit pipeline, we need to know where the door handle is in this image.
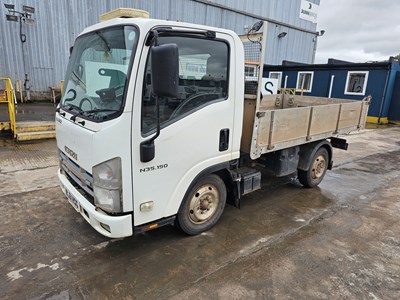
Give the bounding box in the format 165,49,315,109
219,128,229,152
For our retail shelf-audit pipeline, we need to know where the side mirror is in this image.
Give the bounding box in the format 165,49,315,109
151,44,179,98
139,44,179,163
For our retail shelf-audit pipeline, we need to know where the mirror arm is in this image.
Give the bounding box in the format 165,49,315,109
140,39,178,163
140,94,160,163
141,31,161,141
148,94,161,144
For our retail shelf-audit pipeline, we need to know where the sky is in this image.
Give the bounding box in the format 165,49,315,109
315,0,400,63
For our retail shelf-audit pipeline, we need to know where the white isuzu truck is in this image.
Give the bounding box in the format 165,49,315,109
56,9,370,238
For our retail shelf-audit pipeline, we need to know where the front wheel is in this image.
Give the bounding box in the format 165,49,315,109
298,147,329,188
177,174,226,235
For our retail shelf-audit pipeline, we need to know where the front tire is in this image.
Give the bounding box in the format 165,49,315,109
298,147,329,188
177,174,226,235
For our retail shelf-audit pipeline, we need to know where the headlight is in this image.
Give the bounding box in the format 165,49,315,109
93,157,122,213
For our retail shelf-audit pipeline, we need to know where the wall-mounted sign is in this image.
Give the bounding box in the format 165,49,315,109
299,0,319,23
261,78,279,95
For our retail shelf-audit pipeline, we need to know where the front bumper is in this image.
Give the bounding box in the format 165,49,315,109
58,169,133,238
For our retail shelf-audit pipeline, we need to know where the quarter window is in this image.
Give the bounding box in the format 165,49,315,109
344,71,369,95
142,36,229,134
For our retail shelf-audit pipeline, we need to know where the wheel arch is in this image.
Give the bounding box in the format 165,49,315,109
176,164,230,235
177,162,231,212
297,140,333,172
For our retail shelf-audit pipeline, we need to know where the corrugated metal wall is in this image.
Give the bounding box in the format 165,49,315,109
0,0,319,92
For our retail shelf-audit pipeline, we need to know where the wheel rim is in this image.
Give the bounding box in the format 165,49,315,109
188,184,219,224
311,154,326,179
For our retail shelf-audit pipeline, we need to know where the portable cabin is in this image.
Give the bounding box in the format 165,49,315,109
264,57,400,124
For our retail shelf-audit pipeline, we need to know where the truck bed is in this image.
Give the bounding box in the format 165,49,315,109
241,94,371,159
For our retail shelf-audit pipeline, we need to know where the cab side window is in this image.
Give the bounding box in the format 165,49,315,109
142,35,229,134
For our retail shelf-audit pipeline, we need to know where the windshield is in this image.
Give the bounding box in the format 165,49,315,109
61,26,138,121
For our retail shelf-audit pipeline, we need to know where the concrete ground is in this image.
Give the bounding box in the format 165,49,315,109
1,126,400,299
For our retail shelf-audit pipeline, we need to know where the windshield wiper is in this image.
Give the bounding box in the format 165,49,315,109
58,104,119,121
71,71,86,87
59,104,86,121
85,108,119,115
56,103,81,113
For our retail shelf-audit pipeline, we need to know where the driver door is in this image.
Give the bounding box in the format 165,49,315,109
132,31,237,226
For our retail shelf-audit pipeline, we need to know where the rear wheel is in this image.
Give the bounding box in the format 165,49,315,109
298,147,329,188
177,174,226,235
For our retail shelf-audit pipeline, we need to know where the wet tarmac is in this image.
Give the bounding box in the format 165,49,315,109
0,102,56,123
1,126,400,299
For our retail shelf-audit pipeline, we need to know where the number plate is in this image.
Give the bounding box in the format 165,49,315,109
65,189,80,212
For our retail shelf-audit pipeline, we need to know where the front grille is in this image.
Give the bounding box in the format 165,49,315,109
59,151,94,204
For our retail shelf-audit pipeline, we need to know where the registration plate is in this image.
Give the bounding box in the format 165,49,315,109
65,189,80,212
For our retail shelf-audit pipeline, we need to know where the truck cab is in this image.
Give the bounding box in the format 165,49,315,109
57,15,245,238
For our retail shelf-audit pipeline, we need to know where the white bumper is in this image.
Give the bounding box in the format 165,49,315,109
58,169,133,238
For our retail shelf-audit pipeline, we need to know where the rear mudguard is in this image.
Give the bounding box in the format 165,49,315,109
297,140,333,171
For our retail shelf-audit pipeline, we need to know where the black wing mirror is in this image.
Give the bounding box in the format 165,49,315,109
151,44,179,98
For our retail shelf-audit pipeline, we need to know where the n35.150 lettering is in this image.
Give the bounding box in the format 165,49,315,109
139,164,168,173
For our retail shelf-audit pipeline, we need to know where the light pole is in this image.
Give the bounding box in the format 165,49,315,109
312,30,325,64
4,3,35,101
